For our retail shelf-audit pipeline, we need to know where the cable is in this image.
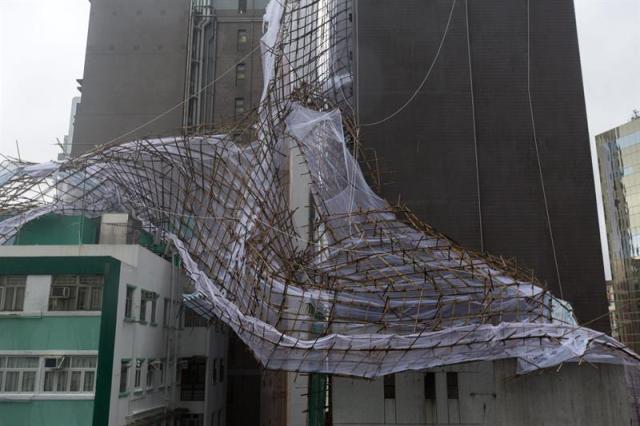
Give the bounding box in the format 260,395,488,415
98,44,263,148
465,0,484,253
360,0,457,127
527,0,564,299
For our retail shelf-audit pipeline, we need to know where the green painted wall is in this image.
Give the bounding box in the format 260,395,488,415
0,316,100,350
0,256,120,426
0,400,94,426
15,215,100,245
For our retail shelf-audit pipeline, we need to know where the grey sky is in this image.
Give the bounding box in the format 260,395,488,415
0,0,638,276
1,0,638,161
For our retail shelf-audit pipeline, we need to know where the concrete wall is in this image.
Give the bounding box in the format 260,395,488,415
72,0,190,155
207,0,267,127
354,0,609,332
332,360,632,425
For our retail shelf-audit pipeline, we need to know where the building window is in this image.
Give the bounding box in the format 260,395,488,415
179,414,204,426
212,359,217,382
158,360,165,386
424,372,436,400
120,360,130,393
125,286,135,319
218,358,224,382
184,307,208,327
238,0,247,14
150,292,158,324
134,359,143,391
235,63,246,85
43,356,97,393
146,360,154,389
237,29,248,48
180,357,206,401
163,298,171,327
383,374,395,399
446,372,459,399
48,275,103,311
0,356,38,392
0,275,26,312
140,290,154,323
234,98,245,120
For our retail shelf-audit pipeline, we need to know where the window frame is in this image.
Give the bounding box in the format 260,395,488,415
235,63,246,86
48,275,103,312
446,372,459,400
134,359,144,392
237,29,248,48
424,372,436,400
234,97,245,120
0,356,38,393
0,275,27,312
119,359,131,395
43,355,97,393
125,286,135,320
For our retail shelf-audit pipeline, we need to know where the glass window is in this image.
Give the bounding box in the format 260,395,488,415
218,358,224,383
424,372,436,400
140,290,154,323
158,360,165,386
1,356,38,393
446,372,458,399
135,359,143,390
147,361,154,389
43,356,97,393
125,286,135,319
237,29,248,48
150,293,158,324
120,360,130,393
234,98,245,120
184,307,208,327
238,0,247,14
180,357,206,401
0,275,27,312
235,63,246,85
179,414,204,426
383,374,395,399
49,275,103,311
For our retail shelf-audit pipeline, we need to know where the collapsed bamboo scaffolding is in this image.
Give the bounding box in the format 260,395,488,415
0,0,638,383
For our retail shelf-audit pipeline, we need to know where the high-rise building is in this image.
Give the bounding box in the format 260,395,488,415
597,116,640,352
184,0,267,131
72,0,267,156
353,0,609,332
71,0,191,156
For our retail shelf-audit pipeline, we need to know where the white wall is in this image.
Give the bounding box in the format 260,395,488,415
332,360,632,426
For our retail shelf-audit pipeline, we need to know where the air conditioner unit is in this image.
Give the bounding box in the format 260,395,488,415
50,287,71,298
44,356,67,369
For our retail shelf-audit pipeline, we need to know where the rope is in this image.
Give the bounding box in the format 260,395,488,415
465,0,484,252
527,0,564,299
359,0,458,127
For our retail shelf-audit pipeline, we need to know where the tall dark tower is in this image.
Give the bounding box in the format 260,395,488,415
354,0,609,332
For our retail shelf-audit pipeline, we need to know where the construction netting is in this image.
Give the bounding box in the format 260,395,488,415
0,0,639,384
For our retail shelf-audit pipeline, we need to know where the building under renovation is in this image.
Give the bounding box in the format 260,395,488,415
1,0,638,425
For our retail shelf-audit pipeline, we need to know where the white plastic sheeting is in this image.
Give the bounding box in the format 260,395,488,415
0,0,638,387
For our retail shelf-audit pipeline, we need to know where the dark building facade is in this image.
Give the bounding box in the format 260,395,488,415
72,0,191,156
354,0,609,332
72,0,267,155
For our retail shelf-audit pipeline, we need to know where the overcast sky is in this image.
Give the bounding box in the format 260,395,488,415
0,0,638,275
1,0,638,160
